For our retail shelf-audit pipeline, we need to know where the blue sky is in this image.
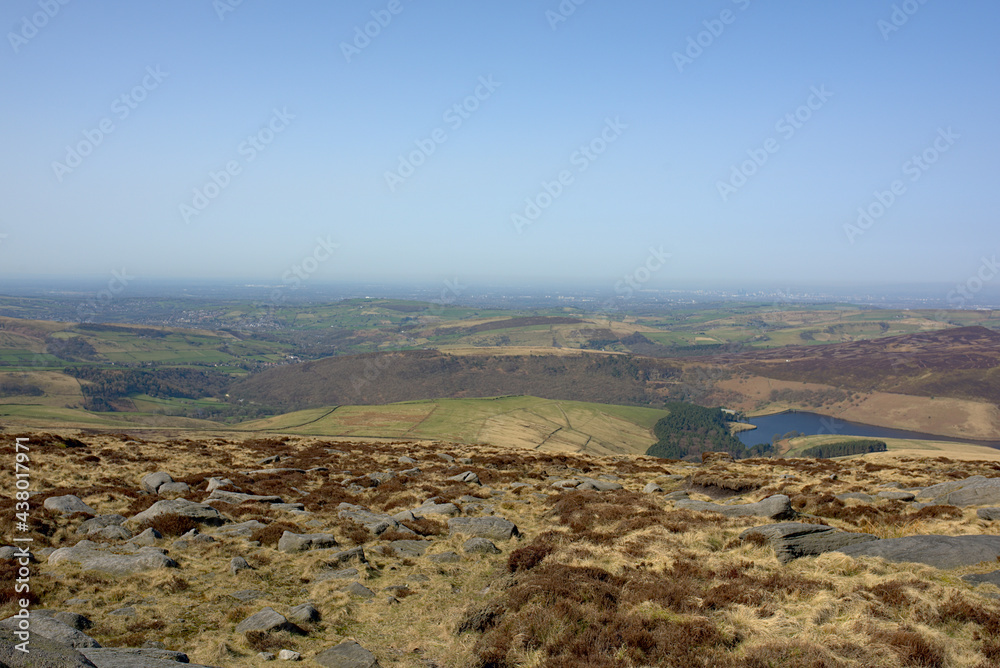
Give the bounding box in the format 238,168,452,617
1,0,997,293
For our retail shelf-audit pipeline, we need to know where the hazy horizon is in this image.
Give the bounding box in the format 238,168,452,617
2,1,998,292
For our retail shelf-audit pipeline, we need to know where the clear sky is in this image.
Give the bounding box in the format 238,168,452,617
1,1,997,294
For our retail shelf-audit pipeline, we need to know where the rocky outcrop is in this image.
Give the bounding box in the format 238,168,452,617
314,640,381,668
838,535,1000,569
128,499,223,528
48,543,177,576
448,517,520,541
740,522,878,563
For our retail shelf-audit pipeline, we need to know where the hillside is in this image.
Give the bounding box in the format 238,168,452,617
229,349,680,411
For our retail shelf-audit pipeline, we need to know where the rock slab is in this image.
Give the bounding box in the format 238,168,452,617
314,640,381,668
740,523,878,563
838,534,1000,569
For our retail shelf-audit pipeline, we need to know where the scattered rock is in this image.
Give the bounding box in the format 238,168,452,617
287,603,320,624
48,544,178,576
278,649,302,661
208,490,284,505
345,582,375,599
437,453,455,463
448,471,481,485
141,472,174,494
835,493,875,502
838,535,1000,569
919,476,1000,507
215,520,266,538
676,495,794,520
0,628,98,668
130,528,161,546
337,504,412,536
978,508,1000,521
314,568,358,582
43,495,95,517
128,499,224,528
77,515,127,535
314,640,381,668
324,546,367,568
741,523,879,563
0,613,100,648
398,456,417,464
389,540,429,558
448,517,520,541
415,501,460,517
108,606,137,617
575,477,623,491
278,532,338,553
878,491,916,501
463,538,501,554
81,647,219,667
643,483,664,494
235,607,302,634
231,556,254,575
962,570,1000,587
206,477,235,493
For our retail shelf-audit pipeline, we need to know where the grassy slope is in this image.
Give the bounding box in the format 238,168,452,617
241,396,669,456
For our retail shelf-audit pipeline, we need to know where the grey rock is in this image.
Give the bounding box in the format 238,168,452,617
271,503,307,513
130,528,161,546
389,540,428,558
978,508,1000,521
141,472,174,494
208,490,283,505
368,472,396,485
740,523,878,563
643,483,664,494
835,493,875,502
0,628,98,667
314,568,358,582
48,545,177,576
259,652,276,661
32,610,92,630
664,490,689,501
448,517,520,541
509,482,531,489
675,495,794,520
128,499,223,528
205,477,235,493
962,570,1000,587
108,607,137,617
918,476,1000,507
428,552,461,564
258,454,282,465
314,640,381,668
437,453,455,463
337,504,411,536
576,477,623,491
43,495,95,517
235,607,301,634
550,479,580,489
448,471,481,485
249,468,306,476
398,456,416,464
78,515,127,535
878,491,916,501
415,502,460,517
82,647,219,667
345,583,375,599
278,649,301,661
392,510,420,522
0,613,100,648
155,482,191,498
230,556,253,575
277,532,338,553
838,534,1000,569
215,520,266,538
89,525,133,541
463,538,500,554
287,603,320,624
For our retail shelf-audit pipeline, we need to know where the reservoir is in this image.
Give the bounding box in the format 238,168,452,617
734,411,1000,449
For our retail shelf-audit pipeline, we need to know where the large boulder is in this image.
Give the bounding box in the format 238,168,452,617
128,499,223,528
80,647,221,667
277,532,338,553
918,476,1000,507
389,540,428,558
208,490,283,505
48,544,177,576
43,496,95,517
447,517,520,541
234,607,301,634
676,495,794,520
0,614,99,648
314,640,381,668
740,523,878,563
838,534,1000,569
0,628,97,668
140,472,174,494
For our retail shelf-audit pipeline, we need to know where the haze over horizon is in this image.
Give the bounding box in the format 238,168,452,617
2,1,998,294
